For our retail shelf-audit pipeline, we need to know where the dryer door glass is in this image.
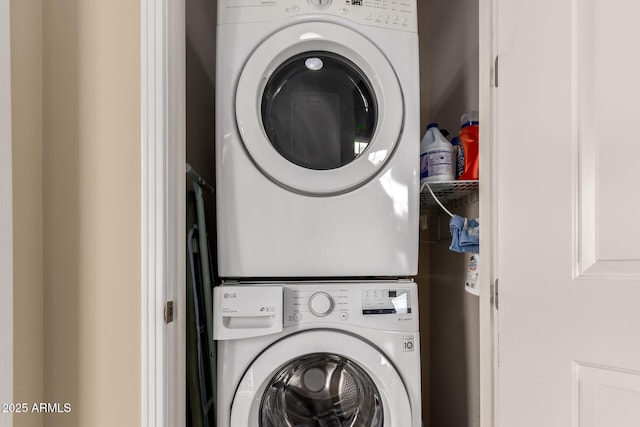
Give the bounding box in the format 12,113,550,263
259,353,383,427
261,52,377,171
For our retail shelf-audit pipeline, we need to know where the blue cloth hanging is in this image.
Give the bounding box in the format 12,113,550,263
449,214,480,253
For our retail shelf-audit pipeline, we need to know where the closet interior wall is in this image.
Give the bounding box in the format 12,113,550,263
186,0,217,238
418,0,480,426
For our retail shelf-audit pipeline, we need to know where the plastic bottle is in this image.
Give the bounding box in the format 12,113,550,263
458,111,479,180
451,136,464,179
419,123,455,184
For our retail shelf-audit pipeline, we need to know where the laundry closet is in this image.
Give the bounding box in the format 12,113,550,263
185,0,481,425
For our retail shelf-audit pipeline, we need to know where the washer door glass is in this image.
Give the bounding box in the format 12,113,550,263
261,52,377,171
259,353,383,427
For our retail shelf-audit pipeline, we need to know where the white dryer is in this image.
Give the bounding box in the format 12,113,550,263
214,281,422,427
215,0,420,278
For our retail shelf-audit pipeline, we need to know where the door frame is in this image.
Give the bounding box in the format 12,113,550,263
140,1,498,426
0,0,13,425
479,0,498,425
140,0,186,426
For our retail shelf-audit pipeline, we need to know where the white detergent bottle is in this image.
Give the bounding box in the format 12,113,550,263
420,123,455,184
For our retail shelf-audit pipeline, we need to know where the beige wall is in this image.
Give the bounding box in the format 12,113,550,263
41,0,141,425
11,1,141,426
11,1,44,426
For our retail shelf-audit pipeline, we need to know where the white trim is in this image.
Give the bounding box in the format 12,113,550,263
141,0,186,426
479,0,497,424
166,0,187,424
0,0,13,425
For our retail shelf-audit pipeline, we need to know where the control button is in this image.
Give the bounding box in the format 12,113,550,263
340,7,348,14
293,312,303,322
308,0,332,9
340,312,349,321
401,16,408,23
392,15,399,21
308,292,334,317
291,5,299,11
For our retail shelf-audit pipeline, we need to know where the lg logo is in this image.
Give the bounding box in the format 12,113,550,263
223,292,237,299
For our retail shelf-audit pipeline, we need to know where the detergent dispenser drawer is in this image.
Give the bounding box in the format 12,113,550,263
213,286,283,340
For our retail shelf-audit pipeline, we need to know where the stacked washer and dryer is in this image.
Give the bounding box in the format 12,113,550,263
213,0,422,425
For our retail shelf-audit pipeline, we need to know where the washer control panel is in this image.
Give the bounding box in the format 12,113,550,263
282,282,417,331
362,288,411,315
218,0,418,32
285,287,350,324
308,0,333,9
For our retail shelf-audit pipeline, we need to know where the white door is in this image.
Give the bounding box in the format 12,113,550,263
496,0,640,425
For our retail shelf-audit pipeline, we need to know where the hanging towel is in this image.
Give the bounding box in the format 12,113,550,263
449,214,480,253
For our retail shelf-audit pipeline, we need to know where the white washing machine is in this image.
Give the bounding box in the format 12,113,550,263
213,281,422,426
215,0,420,278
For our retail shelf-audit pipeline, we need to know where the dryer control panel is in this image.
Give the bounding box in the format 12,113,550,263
282,282,418,332
218,0,418,33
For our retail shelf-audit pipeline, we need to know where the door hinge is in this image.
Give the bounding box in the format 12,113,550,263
494,278,499,310
494,55,499,87
164,301,175,324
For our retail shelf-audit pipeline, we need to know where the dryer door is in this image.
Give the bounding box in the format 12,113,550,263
235,22,404,196
229,330,414,426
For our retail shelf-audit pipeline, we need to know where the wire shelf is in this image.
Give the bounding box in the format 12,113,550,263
420,180,479,211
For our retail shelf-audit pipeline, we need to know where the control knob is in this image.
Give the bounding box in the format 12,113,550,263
308,292,334,317
308,0,332,9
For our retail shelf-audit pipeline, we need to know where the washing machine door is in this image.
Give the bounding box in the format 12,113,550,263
235,22,404,196
229,330,414,426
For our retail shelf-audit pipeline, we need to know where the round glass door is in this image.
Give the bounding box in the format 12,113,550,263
229,330,414,426
259,353,383,427
235,22,404,195
261,52,377,171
